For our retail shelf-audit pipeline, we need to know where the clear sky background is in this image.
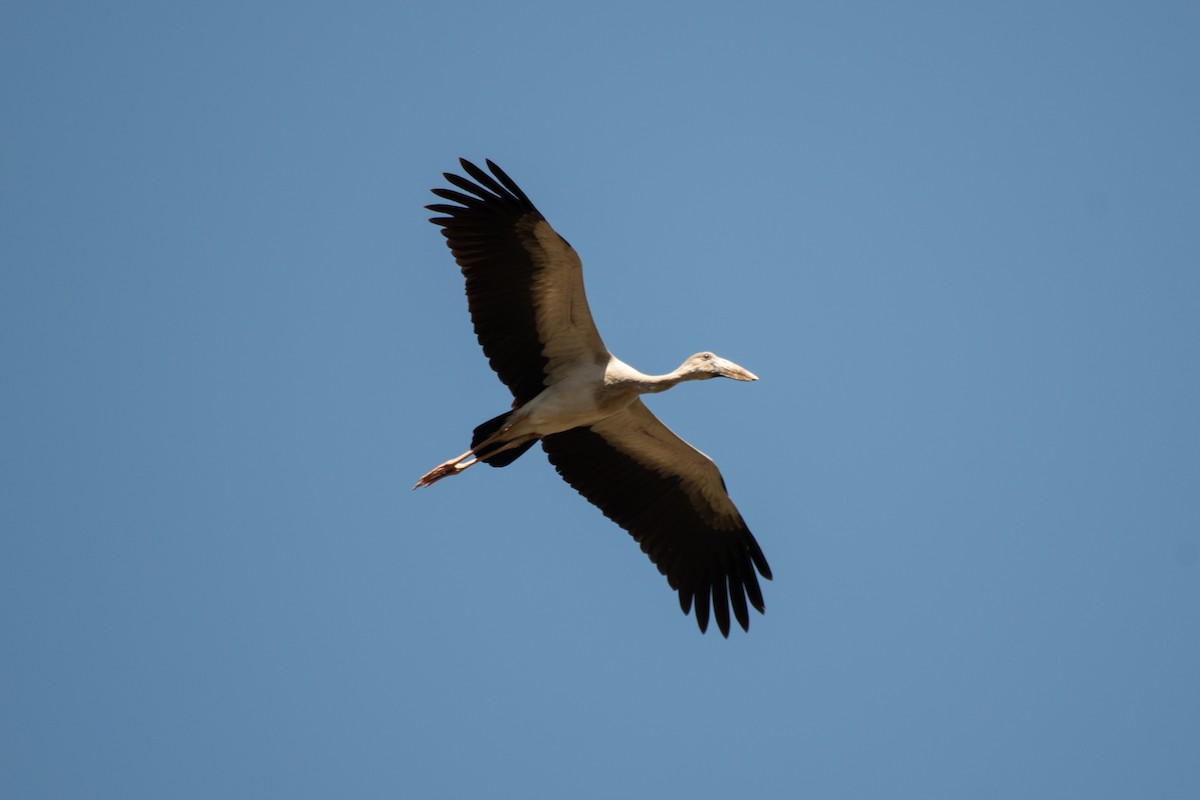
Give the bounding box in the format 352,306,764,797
3,2,1199,798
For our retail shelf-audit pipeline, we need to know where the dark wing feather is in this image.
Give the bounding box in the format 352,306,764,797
541,400,771,636
428,159,606,405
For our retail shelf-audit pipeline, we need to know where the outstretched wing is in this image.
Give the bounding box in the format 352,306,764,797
427,159,608,405
541,400,772,636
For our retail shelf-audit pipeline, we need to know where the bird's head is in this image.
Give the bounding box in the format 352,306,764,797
680,352,759,382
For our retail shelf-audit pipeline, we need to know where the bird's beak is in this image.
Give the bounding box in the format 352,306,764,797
714,358,758,382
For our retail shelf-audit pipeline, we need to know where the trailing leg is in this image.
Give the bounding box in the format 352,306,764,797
412,427,539,490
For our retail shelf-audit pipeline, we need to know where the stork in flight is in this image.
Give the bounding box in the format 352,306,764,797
415,159,772,636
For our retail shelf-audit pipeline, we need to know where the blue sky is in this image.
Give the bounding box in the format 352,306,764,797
3,1,1199,797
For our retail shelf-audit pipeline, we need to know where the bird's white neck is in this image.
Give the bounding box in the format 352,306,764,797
607,359,705,395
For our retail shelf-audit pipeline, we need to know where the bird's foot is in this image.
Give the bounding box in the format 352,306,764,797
412,457,475,490
413,463,457,489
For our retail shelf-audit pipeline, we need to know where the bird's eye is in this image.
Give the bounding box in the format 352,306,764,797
701,353,712,360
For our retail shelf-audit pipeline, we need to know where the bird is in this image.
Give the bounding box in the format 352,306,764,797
415,159,772,636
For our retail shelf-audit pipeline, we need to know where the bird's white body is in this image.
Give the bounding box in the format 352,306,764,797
507,359,633,437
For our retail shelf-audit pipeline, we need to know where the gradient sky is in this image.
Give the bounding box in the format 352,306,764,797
3,2,1199,798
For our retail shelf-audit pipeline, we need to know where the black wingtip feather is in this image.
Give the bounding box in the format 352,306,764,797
444,171,500,201
743,566,765,614
753,548,773,582
431,186,487,207
694,581,711,634
484,159,534,205
729,575,751,633
459,159,512,200
713,579,731,637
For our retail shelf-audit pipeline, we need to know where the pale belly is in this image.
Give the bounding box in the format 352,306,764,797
509,380,639,437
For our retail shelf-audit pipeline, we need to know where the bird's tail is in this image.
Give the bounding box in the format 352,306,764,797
472,411,537,467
